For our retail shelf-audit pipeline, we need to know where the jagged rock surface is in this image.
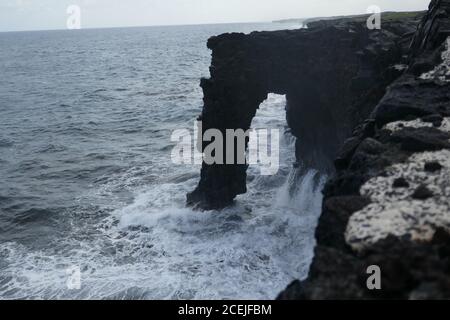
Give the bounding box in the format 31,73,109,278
279,0,450,300
188,10,423,209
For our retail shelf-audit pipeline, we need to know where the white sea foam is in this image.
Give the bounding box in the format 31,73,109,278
0,94,326,299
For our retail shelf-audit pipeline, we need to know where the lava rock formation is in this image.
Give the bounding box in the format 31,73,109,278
278,0,450,300
189,0,450,299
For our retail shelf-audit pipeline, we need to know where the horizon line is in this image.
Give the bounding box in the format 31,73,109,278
0,20,276,34
0,9,424,34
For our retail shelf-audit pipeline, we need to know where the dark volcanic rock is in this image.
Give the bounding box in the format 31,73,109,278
422,114,444,127
189,0,450,299
425,161,443,172
412,184,434,200
373,0,450,127
372,74,450,127
188,9,422,209
279,0,450,300
393,177,410,188
390,127,450,152
315,196,371,250
277,246,367,300
357,138,386,155
279,231,450,300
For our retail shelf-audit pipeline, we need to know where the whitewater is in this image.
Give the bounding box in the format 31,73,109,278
0,23,324,299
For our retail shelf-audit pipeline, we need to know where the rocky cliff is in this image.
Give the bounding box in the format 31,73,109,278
278,0,450,299
189,0,450,299
188,9,423,210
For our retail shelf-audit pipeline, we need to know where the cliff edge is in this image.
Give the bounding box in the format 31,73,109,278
279,0,450,299
188,8,423,210
189,0,450,299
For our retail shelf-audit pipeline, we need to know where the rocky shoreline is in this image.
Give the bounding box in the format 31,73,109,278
188,9,425,210
279,0,450,299
189,0,450,299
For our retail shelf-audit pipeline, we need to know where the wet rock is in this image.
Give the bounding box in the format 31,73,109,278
277,280,302,300
412,185,434,200
278,246,367,300
393,177,410,188
424,161,443,172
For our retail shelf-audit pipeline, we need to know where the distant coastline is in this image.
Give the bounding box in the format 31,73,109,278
273,10,425,26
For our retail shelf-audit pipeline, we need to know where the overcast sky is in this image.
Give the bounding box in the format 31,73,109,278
0,0,431,32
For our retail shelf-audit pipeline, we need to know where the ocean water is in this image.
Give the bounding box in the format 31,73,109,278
0,22,325,299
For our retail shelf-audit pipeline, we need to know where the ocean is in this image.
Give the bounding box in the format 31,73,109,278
0,22,325,299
